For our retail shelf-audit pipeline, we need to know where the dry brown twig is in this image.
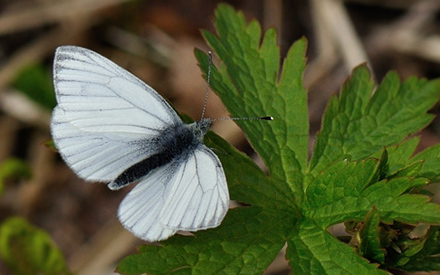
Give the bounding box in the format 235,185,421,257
308,0,374,83
68,220,138,275
0,20,91,129
0,0,133,36
368,0,440,64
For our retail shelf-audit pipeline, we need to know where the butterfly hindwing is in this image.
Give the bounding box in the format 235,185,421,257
160,145,229,230
117,146,228,240
117,163,179,242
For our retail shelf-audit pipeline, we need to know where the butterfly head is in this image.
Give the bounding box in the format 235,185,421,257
192,118,212,141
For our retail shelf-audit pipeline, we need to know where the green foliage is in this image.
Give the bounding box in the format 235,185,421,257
13,63,56,110
0,217,70,275
0,158,32,195
116,4,440,274
358,207,386,264
387,225,440,271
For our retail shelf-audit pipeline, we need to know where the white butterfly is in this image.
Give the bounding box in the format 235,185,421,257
51,46,229,242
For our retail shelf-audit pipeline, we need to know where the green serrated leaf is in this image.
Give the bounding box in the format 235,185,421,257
115,3,440,275
362,178,440,224
205,132,297,211
287,218,387,275
384,137,420,175
359,207,386,264
304,158,380,228
309,67,440,175
200,3,309,202
387,160,424,179
412,143,440,181
390,226,440,272
0,217,70,275
376,149,389,181
117,207,294,274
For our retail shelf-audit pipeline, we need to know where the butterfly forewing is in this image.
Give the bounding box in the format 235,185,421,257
51,106,158,181
53,46,180,135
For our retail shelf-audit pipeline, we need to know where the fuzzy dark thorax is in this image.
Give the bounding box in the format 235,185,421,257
109,119,212,190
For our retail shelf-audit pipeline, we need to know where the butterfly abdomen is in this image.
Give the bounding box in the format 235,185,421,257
109,123,202,190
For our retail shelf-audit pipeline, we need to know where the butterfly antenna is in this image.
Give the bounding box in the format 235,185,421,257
213,116,273,122
200,51,213,120
201,51,273,123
